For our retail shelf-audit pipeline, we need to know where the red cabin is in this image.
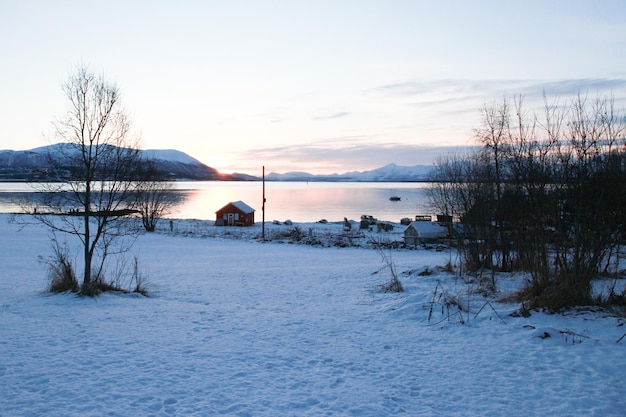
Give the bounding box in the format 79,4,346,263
215,201,255,226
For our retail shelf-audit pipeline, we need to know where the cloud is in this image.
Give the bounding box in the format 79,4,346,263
230,140,477,175
371,78,626,105
372,79,527,98
363,78,626,131
537,78,626,96
218,77,626,175
312,112,350,121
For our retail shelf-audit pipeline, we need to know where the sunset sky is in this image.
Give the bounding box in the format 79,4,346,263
1,1,626,175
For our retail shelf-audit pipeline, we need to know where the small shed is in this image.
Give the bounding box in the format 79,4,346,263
404,221,448,247
215,200,255,226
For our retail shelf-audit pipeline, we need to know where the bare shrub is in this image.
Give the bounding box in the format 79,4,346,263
92,255,150,297
134,160,178,232
594,279,626,313
439,261,455,274
130,256,149,296
371,237,404,293
418,268,434,276
80,279,121,297
290,226,303,242
41,245,149,297
427,281,466,325
42,240,78,293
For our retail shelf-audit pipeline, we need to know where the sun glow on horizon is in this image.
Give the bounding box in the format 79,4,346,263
202,155,234,175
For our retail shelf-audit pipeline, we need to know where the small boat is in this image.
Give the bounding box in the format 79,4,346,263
389,196,401,201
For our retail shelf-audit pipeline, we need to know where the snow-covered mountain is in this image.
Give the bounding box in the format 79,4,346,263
0,144,252,181
342,163,433,181
266,163,433,182
0,145,432,182
141,148,223,180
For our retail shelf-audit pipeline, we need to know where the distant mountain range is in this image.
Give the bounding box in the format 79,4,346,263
0,145,433,182
265,163,433,182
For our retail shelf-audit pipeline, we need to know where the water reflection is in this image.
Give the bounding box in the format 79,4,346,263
0,191,46,214
169,182,433,223
1,182,433,223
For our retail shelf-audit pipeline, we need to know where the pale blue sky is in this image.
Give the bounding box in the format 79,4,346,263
1,1,625,174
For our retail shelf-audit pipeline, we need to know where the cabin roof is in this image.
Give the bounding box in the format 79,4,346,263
217,200,255,214
405,221,447,238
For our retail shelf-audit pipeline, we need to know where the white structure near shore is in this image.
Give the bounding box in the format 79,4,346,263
403,221,448,247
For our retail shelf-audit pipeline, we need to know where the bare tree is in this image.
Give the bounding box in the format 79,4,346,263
134,160,177,232
431,92,626,310
427,152,484,222
474,98,513,271
545,93,626,307
427,151,495,273
34,65,142,295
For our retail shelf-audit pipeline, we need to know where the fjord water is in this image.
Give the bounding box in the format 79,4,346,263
0,181,433,223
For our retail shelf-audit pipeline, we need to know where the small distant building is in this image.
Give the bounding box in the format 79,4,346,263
215,201,255,226
403,221,448,247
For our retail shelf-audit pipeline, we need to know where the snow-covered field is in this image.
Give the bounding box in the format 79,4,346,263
1,214,625,416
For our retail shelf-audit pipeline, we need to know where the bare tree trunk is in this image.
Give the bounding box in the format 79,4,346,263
83,181,91,287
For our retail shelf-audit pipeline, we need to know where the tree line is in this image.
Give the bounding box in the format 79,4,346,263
428,94,626,310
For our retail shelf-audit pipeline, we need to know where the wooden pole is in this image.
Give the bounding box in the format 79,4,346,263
262,166,266,240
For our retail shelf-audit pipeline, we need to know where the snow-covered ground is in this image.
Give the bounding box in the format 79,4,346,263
1,214,625,416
